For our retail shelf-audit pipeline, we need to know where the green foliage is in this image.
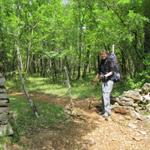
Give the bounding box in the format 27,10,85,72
118,0,130,4
0,137,11,150
0,0,148,79
139,53,150,82
125,76,144,89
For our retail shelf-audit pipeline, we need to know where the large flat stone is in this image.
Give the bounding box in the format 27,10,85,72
118,101,135,107
0,113,8,124
142,83,150,94
0,88,6,93
121,97,134,102
0,107,9,114
0,94,9,100
112,106,130,115
122,90,142,102
0,100,9,107
0,78,5,86
0,123,13,136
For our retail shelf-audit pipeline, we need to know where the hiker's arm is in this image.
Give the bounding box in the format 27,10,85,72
104,60,113,77
104,72,113,78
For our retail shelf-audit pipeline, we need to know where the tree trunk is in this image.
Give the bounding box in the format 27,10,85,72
76,28,82,80
16,43,39,118
26,47,30,74
144,0,150,53
82,50,90,78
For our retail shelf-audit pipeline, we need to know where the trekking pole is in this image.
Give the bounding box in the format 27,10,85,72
112,44,115,54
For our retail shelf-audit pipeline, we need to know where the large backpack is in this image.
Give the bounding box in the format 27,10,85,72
108,52,121,82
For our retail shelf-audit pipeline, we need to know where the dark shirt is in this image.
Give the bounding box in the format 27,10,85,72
98,57,114,81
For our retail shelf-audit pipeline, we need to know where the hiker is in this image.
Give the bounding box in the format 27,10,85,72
95,51,114,120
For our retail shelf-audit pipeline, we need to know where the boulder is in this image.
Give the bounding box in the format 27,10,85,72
117,100,135,107
122,90,142,102
0,123,13,136
142,93,150,102
121,97,134,102
141,83,150,94
112,106,132,115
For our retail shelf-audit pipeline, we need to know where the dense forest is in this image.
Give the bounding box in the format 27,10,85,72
0,0,149,82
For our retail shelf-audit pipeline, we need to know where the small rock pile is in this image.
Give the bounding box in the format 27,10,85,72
112,83,150,118
0,73,13,136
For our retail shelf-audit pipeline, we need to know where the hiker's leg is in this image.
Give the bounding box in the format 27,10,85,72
102,82,108,114
102,80,114,115
101,83,105,114
106,80,114,114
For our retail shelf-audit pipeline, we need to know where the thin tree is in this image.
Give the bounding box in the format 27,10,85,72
16,42,39,118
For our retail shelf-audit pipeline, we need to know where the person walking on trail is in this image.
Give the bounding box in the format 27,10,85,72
95,50,114,120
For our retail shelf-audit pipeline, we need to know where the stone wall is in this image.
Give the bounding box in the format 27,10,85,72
0,73,13,136
112,83,150,119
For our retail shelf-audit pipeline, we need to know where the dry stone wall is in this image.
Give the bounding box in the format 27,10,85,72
0,73,13,136
112,83,150,119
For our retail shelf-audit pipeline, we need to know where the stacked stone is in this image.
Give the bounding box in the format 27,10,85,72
112,83,150,116
0,73,12,136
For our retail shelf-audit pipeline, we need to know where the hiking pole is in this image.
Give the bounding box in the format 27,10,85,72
112,44,115,54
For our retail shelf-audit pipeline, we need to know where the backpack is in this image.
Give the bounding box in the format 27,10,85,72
108,52,121,82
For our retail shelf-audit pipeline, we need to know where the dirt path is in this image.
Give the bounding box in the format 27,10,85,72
9,92,150,150
81,111,150,150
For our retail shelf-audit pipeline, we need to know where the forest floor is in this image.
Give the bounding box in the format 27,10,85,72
7,92,150,150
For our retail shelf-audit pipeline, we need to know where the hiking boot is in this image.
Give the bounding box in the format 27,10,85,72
100,111,105,115
101,112,111,116
102,113,108,118
102,113,111,121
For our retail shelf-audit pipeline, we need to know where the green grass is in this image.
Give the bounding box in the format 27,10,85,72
6,76,128,99
0,137,11,150
9,95,68,141
6,77,100,98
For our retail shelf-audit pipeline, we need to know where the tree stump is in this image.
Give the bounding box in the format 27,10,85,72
0,73,13,136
